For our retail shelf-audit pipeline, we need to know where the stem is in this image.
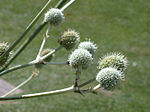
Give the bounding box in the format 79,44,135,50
78,77,96,88
0,60,37,76
60,0,75,12
0,86,74,100
0,22,47,72
0,0,52,62
93,84,101,91
36,35,47,60
55,0,68,9
2,73,36,97
40,46,62,61
44,62,68,65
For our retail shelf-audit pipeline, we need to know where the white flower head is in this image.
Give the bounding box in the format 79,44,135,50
78,41,97,56
58,29,80,50
98,53,128,71
96,67,124,90
68,48,93,69
44,8,64,26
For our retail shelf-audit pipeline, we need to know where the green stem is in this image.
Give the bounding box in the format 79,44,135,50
0,60,37,76
0,22,46,72
78,77,96,88
0,0,53,62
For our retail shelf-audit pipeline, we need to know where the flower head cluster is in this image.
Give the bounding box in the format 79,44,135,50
58,29,80,50
78,41,97,56
96,67,124,90
0,42,10,66
98,53,128,71
44,8,64,26
68,48,93,69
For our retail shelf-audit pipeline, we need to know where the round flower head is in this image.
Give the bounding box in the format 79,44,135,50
68,48,93,69
0,42,10,66
98,53,128,71
96,67,124,90
44,8,64,26
58,29,80,50
78,41,97,56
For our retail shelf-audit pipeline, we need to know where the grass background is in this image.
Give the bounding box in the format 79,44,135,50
0,0,150,111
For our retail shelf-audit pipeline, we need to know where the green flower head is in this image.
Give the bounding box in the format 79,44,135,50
98,53,128,71
58,29,80,50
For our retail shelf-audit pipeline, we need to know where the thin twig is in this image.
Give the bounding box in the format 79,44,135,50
40,46,62,61
78,77,96,88
0,86,74,100
44,62,68,65
60,0,75,12
2,72,37,97
0,60,37,76
36,35,47,60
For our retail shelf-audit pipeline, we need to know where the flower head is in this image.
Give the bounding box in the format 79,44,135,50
0,42,10,66
98,53,128,71
96,67,124,90
58,29,80,50
68,48,93,69
44,8,64,26
78,41,97,56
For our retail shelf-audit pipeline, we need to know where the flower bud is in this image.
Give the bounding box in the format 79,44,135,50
44,8,64,25
68,48,93,69
58,29,80,50
98,53,128,71
96,67,124,90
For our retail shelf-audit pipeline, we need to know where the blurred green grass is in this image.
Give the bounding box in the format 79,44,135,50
0,0,150,112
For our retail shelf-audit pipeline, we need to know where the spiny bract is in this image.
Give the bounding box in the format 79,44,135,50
98,53,128,71
44,8,64,26
78,41,97,56
58,29,80,50
68,48,93,69
96,67,124,90
0,42,10,66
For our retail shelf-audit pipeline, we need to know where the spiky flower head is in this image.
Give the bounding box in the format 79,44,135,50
96,67,124,90
44,8,64,26
58,29,80,50
98,53,128,71
78,41,97,56
68,48,93,69
0,42,10,66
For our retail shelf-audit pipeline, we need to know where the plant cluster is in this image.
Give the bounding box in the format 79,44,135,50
0,0,128,101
